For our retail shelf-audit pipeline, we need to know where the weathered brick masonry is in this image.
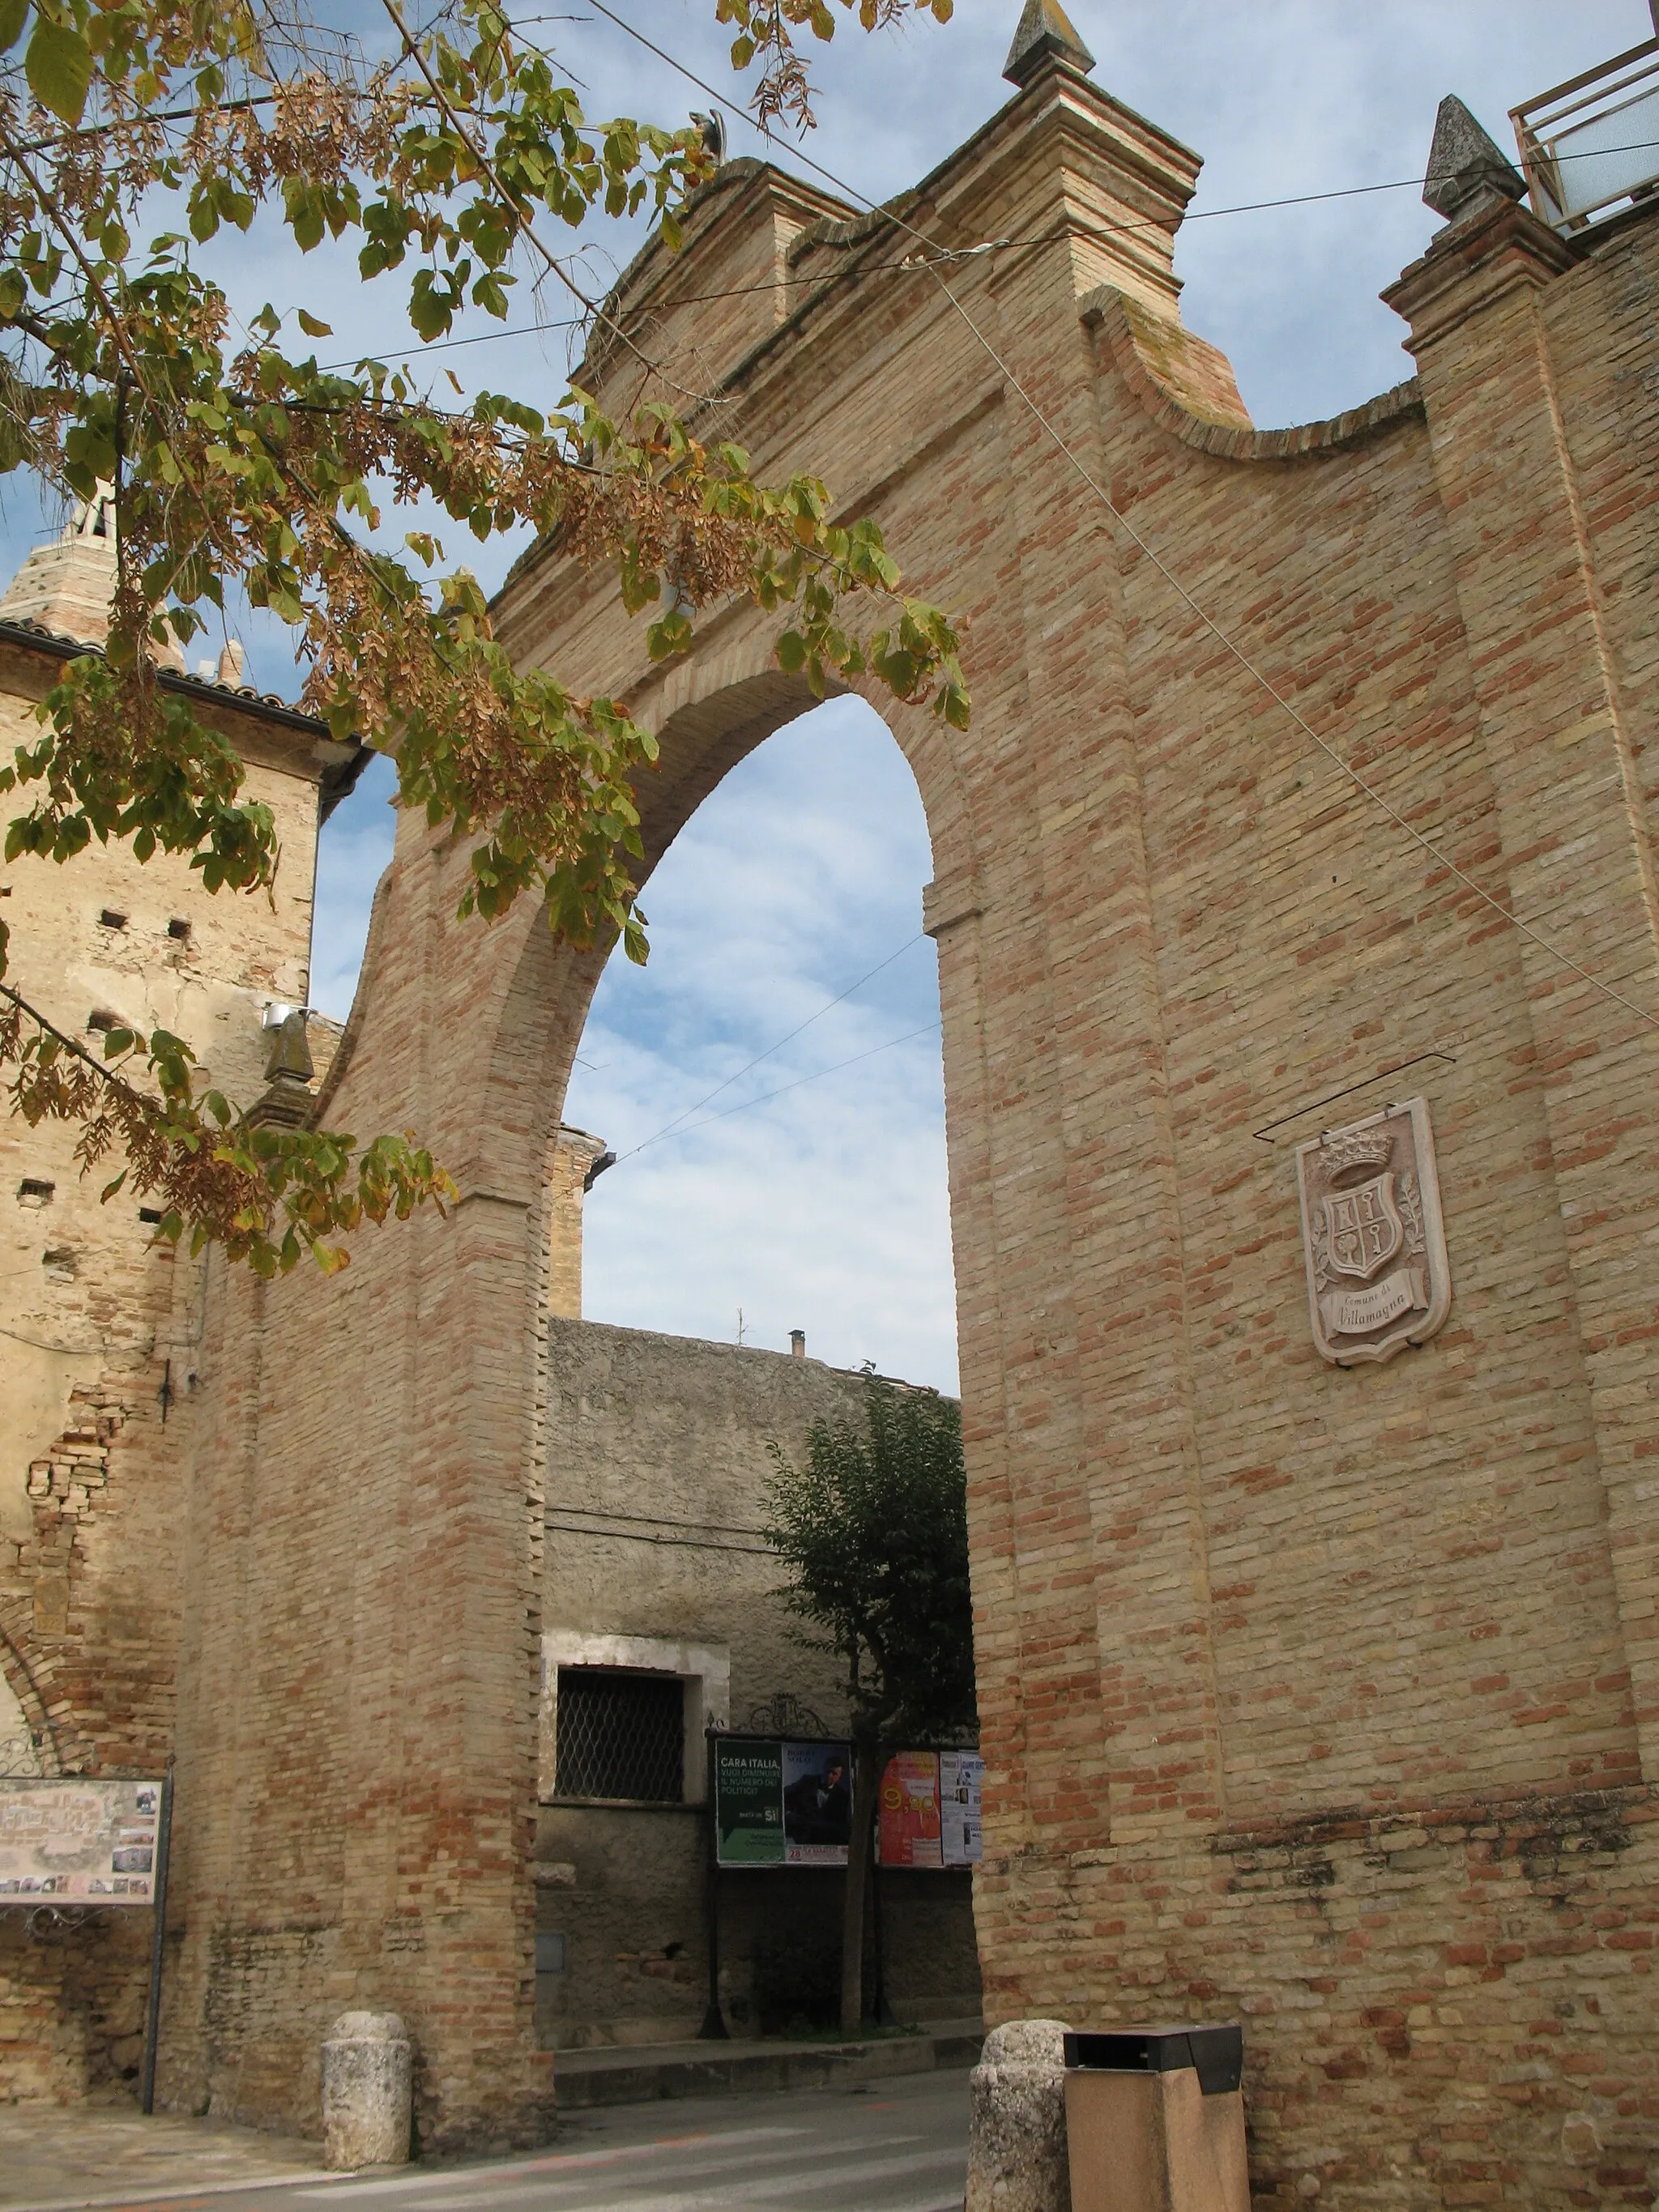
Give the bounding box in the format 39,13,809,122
0,501,359,2098
158,27,1659,2206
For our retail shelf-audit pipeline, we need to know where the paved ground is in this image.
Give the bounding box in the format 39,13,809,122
0,2103,330,2211
0,2071,970,2212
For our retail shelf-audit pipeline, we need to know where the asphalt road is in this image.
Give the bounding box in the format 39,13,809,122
72,2073,970,2212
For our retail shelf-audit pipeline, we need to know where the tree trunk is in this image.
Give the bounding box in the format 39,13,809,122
840,1736,879,2034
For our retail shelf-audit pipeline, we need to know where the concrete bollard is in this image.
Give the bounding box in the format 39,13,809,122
321,2011,413,2170
965,2018,1072,2212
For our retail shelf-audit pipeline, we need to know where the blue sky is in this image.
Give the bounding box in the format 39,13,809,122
3,1,1644,1387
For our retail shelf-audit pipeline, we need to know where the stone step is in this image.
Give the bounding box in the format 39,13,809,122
552,2021,984,2109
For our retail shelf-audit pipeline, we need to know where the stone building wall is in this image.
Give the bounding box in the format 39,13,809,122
152,19,1659,2202
536,1318,980,2046
0,517,357,2100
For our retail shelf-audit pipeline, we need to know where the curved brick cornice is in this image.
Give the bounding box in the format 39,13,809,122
1083,283,1425,462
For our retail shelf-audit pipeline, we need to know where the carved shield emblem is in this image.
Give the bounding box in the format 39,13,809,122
1295,1097,1452,1367
1321,1174,1403,1281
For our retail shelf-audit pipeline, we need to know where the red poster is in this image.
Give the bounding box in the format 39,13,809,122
878,1750,942,1867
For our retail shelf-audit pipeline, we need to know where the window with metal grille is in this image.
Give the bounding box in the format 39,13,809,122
555,1668,684,1803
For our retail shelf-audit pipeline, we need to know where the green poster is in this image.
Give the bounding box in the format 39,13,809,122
715,1739,785,1865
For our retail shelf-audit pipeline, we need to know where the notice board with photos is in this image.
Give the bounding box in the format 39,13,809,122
712,1737,983,1869
0,1778,163,1903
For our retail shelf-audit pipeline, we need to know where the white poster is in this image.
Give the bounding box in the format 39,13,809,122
940,1751,983,1867
0,1778,162,1903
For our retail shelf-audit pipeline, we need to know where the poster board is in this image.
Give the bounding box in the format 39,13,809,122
714,1738,983,1869
782,1741,853,1865
714,1740,785,1865
714,1737,851,1866
878,1750,943,1868
939,1750,983,1867
876,1750,983,1867
0,1778,163,1903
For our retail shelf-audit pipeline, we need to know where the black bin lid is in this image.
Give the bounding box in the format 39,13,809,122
1063,2023,1243,2096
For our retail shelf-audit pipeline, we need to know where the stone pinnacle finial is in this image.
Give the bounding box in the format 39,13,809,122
1003,0,1094,90
264,1008,315,1086
1422,95,1526,228
250,1008,317,1128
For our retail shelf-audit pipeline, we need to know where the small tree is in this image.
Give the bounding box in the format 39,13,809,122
765,1371,975,2034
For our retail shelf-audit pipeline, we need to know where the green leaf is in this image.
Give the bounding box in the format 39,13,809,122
0,0,29,53
296,308,333,337
25,14,92,125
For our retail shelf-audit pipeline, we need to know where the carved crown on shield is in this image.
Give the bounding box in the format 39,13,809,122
1317,1127,1394,1178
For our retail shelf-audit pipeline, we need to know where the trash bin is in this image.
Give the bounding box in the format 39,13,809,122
1063,2026,1249,2212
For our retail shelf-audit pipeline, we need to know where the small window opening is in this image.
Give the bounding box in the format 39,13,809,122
138,1207,164,1225
86,1010,118,1034
98,909,126,931
554,1668,684,1803
41,1247,76,1281
167,917,191,942
17,1178,53,1206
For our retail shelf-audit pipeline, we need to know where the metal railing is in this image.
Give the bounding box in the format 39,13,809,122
1512,36,1659,231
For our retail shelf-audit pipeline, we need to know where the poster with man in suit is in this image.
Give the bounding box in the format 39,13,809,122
782,1743,852,1864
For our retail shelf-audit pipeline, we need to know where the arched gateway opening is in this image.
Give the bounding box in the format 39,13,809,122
163,21,1659,2201
564,693,953,1380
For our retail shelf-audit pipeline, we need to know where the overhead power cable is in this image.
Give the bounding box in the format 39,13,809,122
549,1502,768,1537
326,122,1659,371
545,1516,774,1558
615,931,927,1162
578,0,1659,1041
602,1015,941,1166
647,1017,943,1149
0,1319,105,1356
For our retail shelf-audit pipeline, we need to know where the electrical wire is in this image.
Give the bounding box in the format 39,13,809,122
545,1516,774,1557
616,932,925,1162
595,1014,940,1170
0,1319,104,1356
650,1018,941,1148
548,1502,767,1536
579,0,1659,1041
320,124,1659,372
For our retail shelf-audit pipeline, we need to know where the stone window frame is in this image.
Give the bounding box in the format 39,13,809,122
539,1631,730,1807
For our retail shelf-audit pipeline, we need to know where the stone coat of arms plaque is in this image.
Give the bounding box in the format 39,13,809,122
1294,1096,1452,1366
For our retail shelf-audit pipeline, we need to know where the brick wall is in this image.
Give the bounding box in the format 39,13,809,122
546,1130,605,1321
0,612,348,2099
160,40,1659,2204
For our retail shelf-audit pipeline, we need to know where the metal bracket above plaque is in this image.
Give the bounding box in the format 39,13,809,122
1295,1097,1452,1367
